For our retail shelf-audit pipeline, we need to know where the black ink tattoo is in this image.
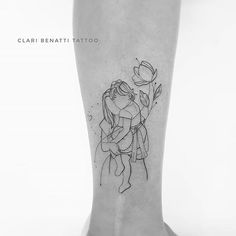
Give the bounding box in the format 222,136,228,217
95,59,162,193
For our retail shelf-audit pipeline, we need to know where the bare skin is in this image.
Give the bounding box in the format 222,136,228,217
73,0,181,235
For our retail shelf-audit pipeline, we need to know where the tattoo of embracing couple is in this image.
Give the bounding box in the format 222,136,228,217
94,59,162,193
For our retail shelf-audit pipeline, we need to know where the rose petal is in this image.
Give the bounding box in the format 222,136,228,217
139,65,153,82
132,72,154,86
133,79,151,86
152,69,158,81
133,67,140,77
141,61,154,74
132,74,142,83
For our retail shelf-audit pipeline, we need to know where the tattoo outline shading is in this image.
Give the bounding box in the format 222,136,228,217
96,59,162,193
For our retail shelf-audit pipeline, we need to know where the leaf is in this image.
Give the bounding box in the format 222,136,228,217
153,84,162,101
139,90,150,107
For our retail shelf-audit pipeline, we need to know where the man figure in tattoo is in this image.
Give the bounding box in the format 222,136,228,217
73,0,181,235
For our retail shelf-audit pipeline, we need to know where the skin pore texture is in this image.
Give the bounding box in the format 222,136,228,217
73,0,181,235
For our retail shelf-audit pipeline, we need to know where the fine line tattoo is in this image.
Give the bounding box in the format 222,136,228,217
96,59,162,193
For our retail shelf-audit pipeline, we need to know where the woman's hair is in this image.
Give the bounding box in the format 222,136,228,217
102,80,135,128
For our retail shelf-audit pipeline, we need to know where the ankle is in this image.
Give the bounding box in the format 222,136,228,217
89,192,165,236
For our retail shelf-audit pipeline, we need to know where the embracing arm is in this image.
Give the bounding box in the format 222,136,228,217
111,117,131,144
105,97,120,115
101,130,121,155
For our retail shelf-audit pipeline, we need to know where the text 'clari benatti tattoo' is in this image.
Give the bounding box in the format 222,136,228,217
95,59,162,194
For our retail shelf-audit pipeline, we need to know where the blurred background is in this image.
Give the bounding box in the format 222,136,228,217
0,0,235,235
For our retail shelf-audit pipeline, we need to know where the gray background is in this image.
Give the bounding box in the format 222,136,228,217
0,0,235,236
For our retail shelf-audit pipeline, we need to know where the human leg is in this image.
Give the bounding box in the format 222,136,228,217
119,154,131,194
115,155,125,177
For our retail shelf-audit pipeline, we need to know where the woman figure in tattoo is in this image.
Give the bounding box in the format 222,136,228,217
100,79,149,193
